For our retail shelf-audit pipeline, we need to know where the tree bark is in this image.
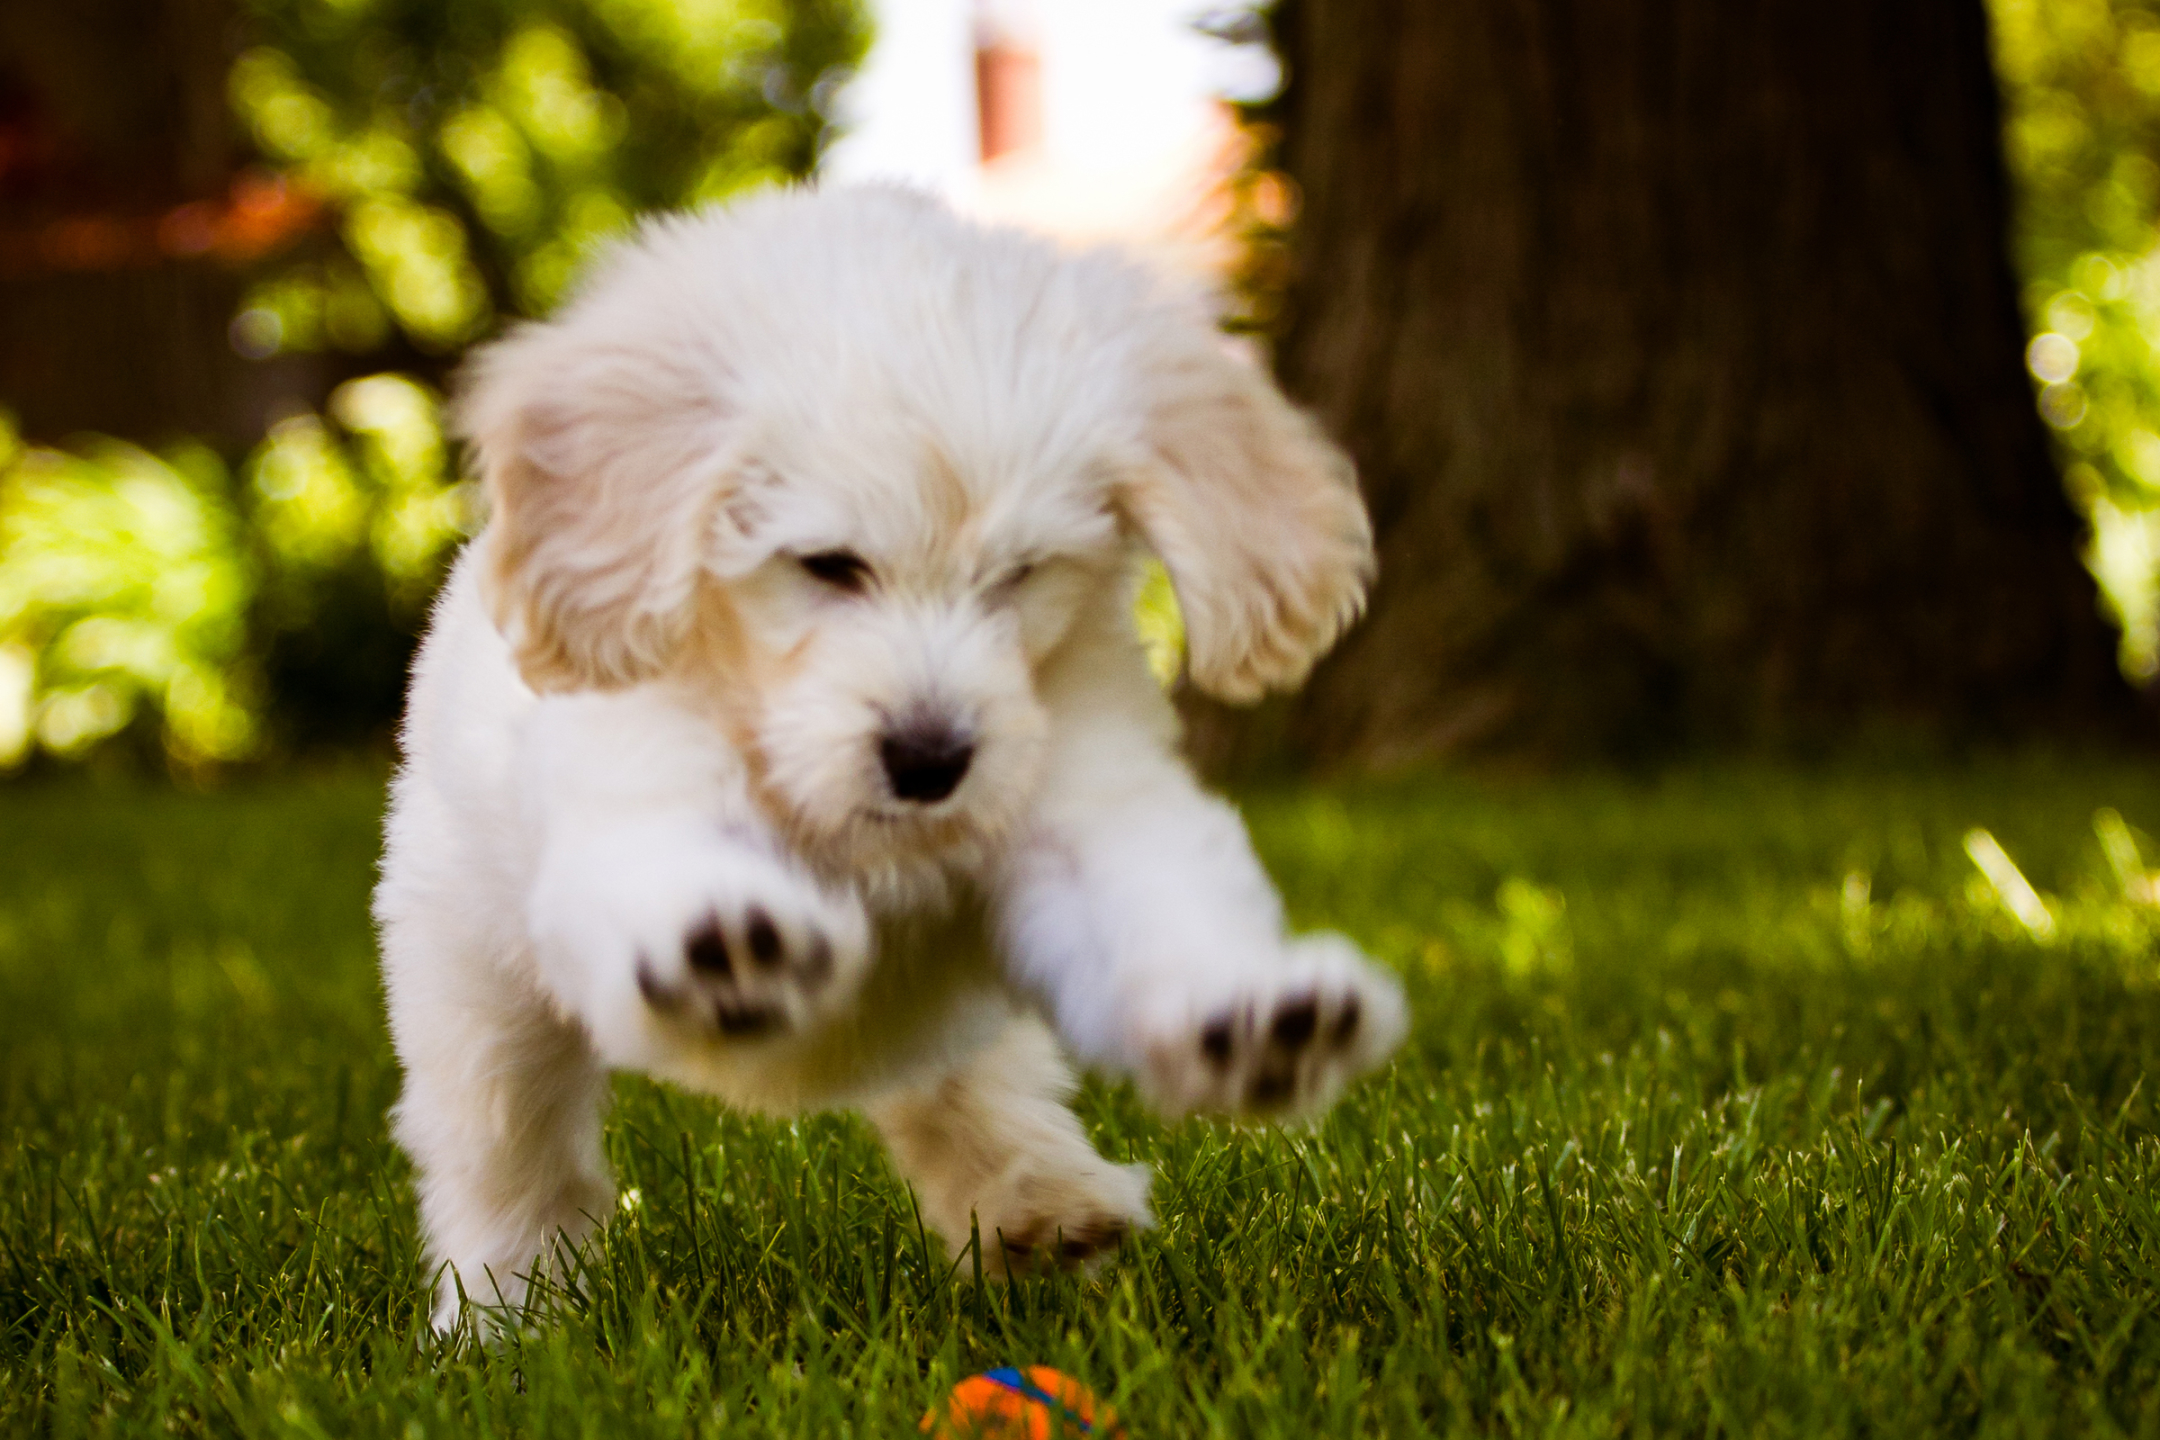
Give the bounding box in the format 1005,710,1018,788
1214,0,2141,767
0,0,320,448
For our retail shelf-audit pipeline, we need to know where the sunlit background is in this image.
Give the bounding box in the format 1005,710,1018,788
1,0,2157,769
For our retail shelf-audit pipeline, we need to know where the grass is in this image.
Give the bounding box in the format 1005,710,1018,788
3,757,2160,1437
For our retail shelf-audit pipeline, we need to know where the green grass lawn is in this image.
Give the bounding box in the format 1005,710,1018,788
3,758,2159,1437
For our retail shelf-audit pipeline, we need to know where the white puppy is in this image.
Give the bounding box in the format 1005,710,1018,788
374,186,1406,1332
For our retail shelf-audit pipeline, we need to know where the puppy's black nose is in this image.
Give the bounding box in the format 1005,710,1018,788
880,726,974,804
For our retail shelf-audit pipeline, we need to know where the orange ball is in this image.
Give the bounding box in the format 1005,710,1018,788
920,1367,1124,1439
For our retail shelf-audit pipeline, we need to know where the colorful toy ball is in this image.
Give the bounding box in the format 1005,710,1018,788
920,1367,1123,1438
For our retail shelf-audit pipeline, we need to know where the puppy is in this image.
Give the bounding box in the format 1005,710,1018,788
374,186,1406,1331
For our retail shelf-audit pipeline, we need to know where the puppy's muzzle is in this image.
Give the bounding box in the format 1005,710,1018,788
880,723,974,804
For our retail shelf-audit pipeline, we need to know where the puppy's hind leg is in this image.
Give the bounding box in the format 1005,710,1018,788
866,1018,1152,1278
383,912,615,1335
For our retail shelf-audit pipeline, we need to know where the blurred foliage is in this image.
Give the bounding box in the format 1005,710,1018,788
1133,559,1186,688
0,0,865,773
1993,0,2160,680
0,416,256,770
0,378,463,769
243,375,470,750
225,0,866,355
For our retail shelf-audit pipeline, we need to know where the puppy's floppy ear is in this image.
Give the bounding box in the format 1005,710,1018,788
457,318,740,693
1116,330,1375,705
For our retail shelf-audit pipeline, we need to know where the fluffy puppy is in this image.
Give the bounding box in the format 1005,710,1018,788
375,186,1406,1332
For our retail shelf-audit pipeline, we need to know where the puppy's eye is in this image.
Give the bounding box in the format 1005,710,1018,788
993,562,1036,596
799,550,871,592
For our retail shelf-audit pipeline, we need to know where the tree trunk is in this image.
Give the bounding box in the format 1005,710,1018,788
1215,0,2141,767
0,0,319,449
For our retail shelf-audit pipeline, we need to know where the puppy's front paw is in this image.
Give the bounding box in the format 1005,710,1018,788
1137,933,1407,1120
532,829,870,1064
632,881,860,1041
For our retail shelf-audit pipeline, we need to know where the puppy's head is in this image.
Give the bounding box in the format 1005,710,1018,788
460,188,1371,872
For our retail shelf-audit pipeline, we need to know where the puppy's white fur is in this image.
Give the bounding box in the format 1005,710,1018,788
375,187,1406,1331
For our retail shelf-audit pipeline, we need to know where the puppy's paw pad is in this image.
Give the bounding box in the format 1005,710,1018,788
1203,987,1372,1112
632,877,865,1043
1146,938,1406,1120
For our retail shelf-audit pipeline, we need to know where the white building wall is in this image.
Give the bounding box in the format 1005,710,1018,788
820,0,983,198
821,0,1276,264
